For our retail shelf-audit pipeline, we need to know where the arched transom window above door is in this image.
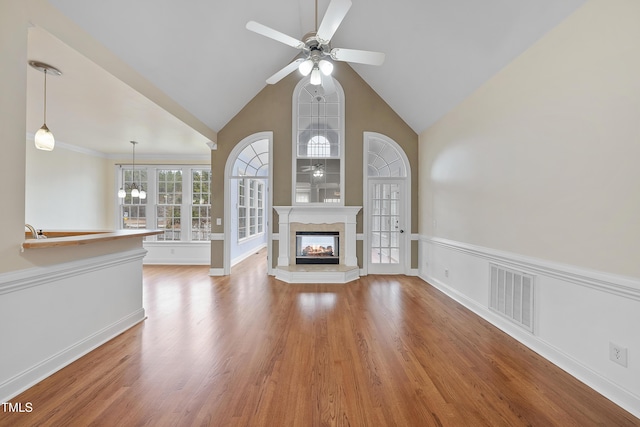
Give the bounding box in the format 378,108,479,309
293,77,345,205
367,136,407,177
232,138,269,177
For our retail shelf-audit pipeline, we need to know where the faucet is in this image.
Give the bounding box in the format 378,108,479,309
25,224,38,239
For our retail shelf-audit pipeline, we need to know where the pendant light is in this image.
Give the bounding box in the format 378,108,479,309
29,61,62,151
118,141,147,199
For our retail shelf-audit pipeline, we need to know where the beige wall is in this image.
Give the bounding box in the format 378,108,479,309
0,0,30,273
213,62,418,269
419,0,640,278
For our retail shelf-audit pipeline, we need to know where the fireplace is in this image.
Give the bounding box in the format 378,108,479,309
296,231,339,264
273,206,361,283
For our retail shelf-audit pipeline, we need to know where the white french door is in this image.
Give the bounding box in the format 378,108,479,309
367,180,406,274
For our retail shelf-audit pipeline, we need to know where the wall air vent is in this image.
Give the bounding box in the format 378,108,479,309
489,264,534,333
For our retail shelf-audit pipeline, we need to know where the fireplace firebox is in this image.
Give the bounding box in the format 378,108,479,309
295,231,339,265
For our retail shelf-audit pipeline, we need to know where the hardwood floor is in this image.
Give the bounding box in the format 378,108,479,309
2,251,638,426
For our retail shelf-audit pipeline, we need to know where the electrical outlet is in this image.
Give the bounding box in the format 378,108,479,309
444,269,449,278
609,342,628,367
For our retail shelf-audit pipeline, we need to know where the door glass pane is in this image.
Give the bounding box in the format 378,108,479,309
370,183,401,265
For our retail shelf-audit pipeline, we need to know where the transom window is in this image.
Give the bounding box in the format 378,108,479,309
307,135,331,157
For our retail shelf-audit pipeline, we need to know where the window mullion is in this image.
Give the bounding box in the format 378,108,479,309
183,167,193,242
146,167,157,241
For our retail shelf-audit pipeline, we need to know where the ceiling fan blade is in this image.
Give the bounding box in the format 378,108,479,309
321,73,336,96
246,21,305,49
330,48,385,66
266,59,304,85
316,0,352,43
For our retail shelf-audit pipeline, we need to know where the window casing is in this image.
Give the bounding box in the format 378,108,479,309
117,165,211,242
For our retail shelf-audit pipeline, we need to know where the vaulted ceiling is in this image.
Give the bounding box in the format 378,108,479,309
26,0,585,156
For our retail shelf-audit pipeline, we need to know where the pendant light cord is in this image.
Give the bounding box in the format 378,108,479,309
315,0,318,32
132,141,136,182
43,69,48,125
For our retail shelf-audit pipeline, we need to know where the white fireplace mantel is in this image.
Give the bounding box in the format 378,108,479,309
273,206,361,283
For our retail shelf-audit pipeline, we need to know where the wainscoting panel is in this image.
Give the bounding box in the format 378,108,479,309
419,236,640,419
143,242,211,265
0,249,147,402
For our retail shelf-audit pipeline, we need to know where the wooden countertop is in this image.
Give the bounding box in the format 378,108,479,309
22,229,164,249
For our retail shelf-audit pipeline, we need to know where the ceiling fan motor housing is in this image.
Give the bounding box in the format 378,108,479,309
302,31,331,59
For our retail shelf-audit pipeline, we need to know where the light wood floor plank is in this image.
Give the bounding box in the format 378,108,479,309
1,251,638,426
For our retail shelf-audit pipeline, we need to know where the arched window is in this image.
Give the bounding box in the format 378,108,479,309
293,76,345,204
307,135,331,157
367,135,407,177
230,138,269,240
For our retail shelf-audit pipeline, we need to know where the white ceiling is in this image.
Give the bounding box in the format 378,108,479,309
28,0,585,156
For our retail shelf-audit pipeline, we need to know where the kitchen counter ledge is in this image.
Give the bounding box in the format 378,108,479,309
22,229,163,249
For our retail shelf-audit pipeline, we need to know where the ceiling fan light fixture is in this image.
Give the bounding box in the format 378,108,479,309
299,59,314,76
247,0,384,85
310,67,322,85
319,59,333,76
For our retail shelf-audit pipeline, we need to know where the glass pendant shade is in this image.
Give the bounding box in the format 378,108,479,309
310,67,322,85
131,187,140,198
299,59,314,76
34,124,55,151
29,61,61,151
118,188,126,198
318,60,333,76
139,190,147,199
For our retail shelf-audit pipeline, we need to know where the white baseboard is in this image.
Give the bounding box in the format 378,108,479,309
0,309,145,402
144,259,210,265
419,236,640,419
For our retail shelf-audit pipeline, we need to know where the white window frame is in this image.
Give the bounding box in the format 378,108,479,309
237,177,265,242
115,164,211,242
292,76,345,206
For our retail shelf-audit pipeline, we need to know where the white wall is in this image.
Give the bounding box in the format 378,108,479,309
419,0,640,417
26,142,111,230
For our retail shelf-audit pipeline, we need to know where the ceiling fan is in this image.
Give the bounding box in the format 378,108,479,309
301,163,325,177
246,0,385,87
301,163,324,172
